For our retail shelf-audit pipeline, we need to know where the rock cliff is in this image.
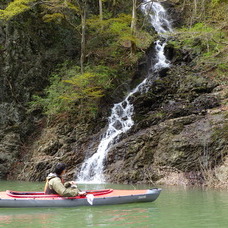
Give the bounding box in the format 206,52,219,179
0,2,79,178
0,0,227,188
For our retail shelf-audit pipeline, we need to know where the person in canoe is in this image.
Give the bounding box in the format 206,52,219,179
44,163,85,197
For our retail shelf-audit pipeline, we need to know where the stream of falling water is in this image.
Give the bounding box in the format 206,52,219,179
77,1,173,183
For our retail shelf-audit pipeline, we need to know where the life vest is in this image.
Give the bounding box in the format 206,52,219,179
44,174,63,195
45,182,58,194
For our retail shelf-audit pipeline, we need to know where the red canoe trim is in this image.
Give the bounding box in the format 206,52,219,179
6,189,113,199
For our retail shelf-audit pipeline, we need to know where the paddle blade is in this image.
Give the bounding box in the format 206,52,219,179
86,194,94,205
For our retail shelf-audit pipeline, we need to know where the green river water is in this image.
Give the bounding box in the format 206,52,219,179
0,181,227,228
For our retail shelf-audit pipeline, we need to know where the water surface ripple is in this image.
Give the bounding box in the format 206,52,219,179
0,181,228,228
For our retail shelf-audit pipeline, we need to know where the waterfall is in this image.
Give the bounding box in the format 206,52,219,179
77,1,173,183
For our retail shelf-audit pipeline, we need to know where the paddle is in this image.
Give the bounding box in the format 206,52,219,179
78,191,94,205
86,194,94,205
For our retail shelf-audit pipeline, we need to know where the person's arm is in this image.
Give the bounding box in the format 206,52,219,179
44,179,49,192
50,178,80,197
64,181,77,188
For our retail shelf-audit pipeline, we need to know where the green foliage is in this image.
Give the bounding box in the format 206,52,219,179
88,13,151,50
30,73,72,116
135,30,153,50
41,0,80,23
86,13,152,74
211,0,221,7
174,23,225,57
88,14,132,44
172,20,228,84
215,63,228,83
0,0,35,20
30,63,115,116
66,1,80,13
217,63,228,71
208,0,228,24
0,0,81,23
62,65,113,101
2,0,153,118
42,13,65,23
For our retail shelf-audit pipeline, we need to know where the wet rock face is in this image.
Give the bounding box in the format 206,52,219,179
0,132,21,179
0,7,79,179
105,112,227,185
11,120,102,182
103,60,227,186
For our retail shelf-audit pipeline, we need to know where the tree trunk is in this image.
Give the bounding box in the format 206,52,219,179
131,0,137,55
190,0,198,26
80,6,86,74
99,0,103,21
131,0,137,33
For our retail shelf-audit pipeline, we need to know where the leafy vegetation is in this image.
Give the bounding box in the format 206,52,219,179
86,13,152,67
1,0,227,118
170,16,227,83
0,0,35,20
0,0,154,117
30,63,116,117
172,22,225,56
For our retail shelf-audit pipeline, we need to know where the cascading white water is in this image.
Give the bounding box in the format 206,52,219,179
142,0,173,34
141,0,172,70
77,1,173,183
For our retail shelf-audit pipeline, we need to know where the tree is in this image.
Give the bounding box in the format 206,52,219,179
30,64,114,116
77,0,87,74
1,0,153,117
99,0,103,21
0,0,36,20
130,0,137,54
41,0,87,74
131,0,137,34
0,0,87,73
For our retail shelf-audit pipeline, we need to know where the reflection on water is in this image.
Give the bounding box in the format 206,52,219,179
0,210,55,227
1,181,228,228
0,206,157,228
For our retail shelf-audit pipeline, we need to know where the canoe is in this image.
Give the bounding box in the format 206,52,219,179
0,188,161,208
